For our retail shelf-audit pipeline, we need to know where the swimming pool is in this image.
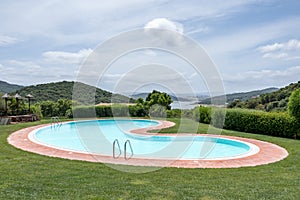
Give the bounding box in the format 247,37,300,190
29,119,259,160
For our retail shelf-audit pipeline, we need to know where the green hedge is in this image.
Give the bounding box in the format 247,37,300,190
225,109,299,138
193,107,300,138
72,104,148,118
72,105,191,119
193,106,211,124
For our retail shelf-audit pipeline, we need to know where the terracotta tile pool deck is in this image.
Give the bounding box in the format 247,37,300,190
7,120,289,168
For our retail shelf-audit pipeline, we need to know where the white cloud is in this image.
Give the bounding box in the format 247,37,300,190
42,49,93,64
228,66,300,81
0,0,299,93
204,18,300,55
223,66,300,91
258,42,284,53
0,1,256,39
262,52,288,59
257,39,300,60
144,18,184,34
258,39,300,53
143,18,185,46
0,58,78,85
0,35,18,46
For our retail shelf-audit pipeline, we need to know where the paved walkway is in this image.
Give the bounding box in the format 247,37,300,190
7,120,289,168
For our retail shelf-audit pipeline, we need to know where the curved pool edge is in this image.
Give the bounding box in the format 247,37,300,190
7,120,289,168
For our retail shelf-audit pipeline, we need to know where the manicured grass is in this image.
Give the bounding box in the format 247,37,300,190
0,118,299,199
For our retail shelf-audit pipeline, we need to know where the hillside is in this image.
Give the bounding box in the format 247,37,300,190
0,80,23,94
228,81,300,111
200,87,278,105
13,81,135,104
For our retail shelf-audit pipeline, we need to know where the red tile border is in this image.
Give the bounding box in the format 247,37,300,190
7,120,289,168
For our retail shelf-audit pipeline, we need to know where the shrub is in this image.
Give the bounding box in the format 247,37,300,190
224,109,299,138
211,108,226,128
193,106,299,138
36,99,72,117
193,106,211,124
72,104,145,118
149,104,167,118
111,105,130,117
56,99,72,117
167,109,181,118
288,88,300,122
30,104,43,119
129,104,147,117
65,109,73,118
181,109,193,118
37,101,56,117
72,106,96,118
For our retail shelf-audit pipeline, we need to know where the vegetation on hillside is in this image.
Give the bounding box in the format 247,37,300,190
0,80,23,93
200,87,278,105
228,81,300,111
13,81,135,104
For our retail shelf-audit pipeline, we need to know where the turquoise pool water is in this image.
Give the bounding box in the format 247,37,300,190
30,119,258,160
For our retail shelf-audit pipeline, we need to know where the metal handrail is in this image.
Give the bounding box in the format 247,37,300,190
51,116,62,128
113,139,121,159
124,140,133,160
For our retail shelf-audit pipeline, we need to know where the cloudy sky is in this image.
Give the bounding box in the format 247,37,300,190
0,0,300,94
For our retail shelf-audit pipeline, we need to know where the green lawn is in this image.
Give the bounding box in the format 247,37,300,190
0,118,299,199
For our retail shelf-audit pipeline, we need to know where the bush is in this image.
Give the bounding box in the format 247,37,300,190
129,104,147,117
37,101,56,117
211,108,226,128
30,104,43,119
111,104,130,117
167,109,181,118
224,109,299,138
193,106,299,138
148,104,167,118
193,106,211,124
36,99,72,117
72,106,96,118
288,88,300,122
72,104,145,118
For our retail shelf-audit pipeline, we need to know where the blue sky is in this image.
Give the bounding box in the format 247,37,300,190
0,0,300,94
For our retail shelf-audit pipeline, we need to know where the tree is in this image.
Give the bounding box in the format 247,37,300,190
56,98,72,116
145,90,172,110
143,90,172,118
37,101,56,117
288,88,300,122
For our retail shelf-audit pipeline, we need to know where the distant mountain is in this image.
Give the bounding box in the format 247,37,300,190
13,81,135,104
0,80,23,94
200,87,279,105
130,93,150,100
228,81,300,111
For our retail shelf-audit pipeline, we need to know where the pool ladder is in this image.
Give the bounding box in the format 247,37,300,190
51,116,62,128
113,139,133,160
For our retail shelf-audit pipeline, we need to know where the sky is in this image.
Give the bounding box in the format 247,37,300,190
0,0,300,95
